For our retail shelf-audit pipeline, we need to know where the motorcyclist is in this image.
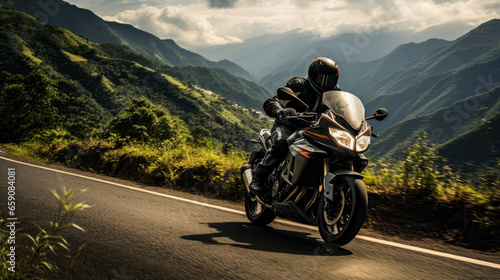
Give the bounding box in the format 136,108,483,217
250,57,341,195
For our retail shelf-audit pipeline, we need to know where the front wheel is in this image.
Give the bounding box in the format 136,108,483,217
245,193,276,226
318,176,367,245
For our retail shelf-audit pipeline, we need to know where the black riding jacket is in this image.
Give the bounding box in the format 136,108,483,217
263,76,341,122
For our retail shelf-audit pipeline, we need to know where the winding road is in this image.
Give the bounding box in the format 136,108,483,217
1,155,499,279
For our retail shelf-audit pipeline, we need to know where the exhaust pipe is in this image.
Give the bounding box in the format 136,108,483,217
241,164,274,210
240,164,253,193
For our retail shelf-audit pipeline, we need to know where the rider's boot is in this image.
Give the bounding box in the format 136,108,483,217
249,169,266,196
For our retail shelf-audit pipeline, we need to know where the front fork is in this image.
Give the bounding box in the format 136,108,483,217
322,158,362,202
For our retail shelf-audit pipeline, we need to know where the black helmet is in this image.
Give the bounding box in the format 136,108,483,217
308,57,339,93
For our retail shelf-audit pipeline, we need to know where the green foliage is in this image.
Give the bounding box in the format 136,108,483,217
50,187,90,235
363,132,499,249
163,65,270,110
31,128,77,146
108,96,190,145
363,159,403,197
401,132,442,197
0,67,61,142
0,188,88,280
366,131,496,204
464,162,500,206
56,96,101,139
6,134,248,200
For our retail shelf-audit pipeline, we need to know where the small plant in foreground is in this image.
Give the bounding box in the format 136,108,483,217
0,187,89,280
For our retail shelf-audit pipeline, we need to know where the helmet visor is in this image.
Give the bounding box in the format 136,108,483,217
312,73,338,90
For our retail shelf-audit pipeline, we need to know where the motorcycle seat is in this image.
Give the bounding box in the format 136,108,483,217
287,130,304,146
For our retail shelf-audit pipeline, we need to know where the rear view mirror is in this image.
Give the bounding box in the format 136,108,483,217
276,87,310,112
366,108,389,121
277,87,296,100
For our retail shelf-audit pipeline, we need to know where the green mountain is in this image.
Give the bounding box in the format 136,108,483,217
365,19,500,167
364,19,500,117
10,0,258,82
0,6,271,149
197,28,423,79
370,87,500,161
258,51,321,93
10,0,270,111
257,39,449,94
438,110,500,169
197,29,317,77
353,38,450,95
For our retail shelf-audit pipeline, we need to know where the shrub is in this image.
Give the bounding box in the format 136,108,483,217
401,132,442,197
31,128,77,146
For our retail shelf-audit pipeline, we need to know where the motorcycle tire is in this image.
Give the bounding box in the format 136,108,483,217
318,176,367,245
245,193,276,226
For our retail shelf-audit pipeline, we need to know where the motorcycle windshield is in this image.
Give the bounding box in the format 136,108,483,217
322,91,365,130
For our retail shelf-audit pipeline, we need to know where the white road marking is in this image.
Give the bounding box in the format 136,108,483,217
2,156,500,270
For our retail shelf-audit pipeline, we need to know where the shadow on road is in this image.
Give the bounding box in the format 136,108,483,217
181,222,352,256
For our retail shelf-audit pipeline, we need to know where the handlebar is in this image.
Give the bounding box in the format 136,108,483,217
285,112,317,125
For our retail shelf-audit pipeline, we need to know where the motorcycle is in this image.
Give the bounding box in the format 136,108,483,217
241,87,388,245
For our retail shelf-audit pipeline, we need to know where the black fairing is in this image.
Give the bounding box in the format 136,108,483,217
288,137,327,186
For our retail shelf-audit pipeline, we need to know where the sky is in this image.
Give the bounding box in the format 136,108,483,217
65,0,500,49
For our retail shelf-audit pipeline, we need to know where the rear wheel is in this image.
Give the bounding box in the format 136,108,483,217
318,176,367,245
245,193,276,225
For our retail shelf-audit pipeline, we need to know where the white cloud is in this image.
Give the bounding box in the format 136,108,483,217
103,4,244,47
99,0,500,49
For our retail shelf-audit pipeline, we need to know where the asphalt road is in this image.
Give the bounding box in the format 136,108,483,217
1,155,500,280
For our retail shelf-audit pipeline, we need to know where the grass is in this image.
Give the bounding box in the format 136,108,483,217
101,75,114,92
160,74,246,126
162,74,188,90
5,142,53,163
22,45,42,65
133,62,155,72
361,153,499,250
61,50,87,62
4,135,248,200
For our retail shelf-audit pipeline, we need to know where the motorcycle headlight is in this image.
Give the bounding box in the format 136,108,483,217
356,135,371,152
329,128,355,150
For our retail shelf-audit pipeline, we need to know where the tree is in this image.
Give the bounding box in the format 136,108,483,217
108,96,190,144
152,114,190,145
0,68,61,142
401,132,442,197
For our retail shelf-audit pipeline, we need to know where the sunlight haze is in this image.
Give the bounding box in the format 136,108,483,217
65,0,500,49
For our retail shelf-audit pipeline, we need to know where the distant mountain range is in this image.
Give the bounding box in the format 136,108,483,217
197,29,414,78
258,38,450,97
363,19,500,168
11,0,258,82
213,18,500,167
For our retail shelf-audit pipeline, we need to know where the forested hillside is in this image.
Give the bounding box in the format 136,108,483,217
0,7,271,149
365,19,500,167
11,0,258,82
